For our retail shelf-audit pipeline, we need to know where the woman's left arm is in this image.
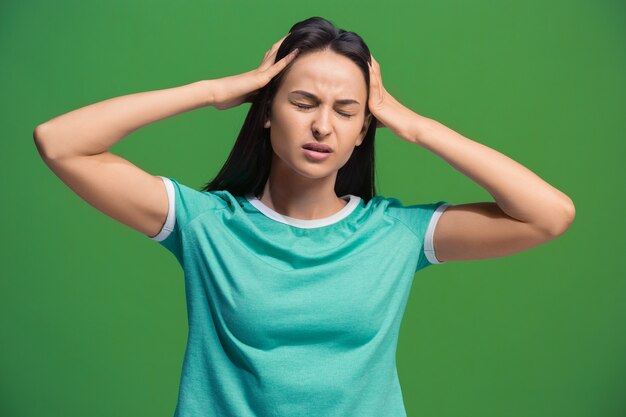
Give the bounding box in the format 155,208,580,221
366,55,576,262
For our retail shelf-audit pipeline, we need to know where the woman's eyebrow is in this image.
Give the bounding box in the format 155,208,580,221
288,90,360,105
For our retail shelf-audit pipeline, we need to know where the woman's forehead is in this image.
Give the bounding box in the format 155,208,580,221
280,51,366,100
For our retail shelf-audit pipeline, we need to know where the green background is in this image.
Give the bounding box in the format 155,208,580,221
2,0,624,416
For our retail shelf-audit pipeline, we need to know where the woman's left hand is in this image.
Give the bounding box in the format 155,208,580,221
367,54,420,143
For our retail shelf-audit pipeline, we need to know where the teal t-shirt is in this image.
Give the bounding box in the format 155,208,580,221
149,176,452,417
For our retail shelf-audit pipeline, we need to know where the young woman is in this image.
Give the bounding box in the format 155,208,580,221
34,16,575,417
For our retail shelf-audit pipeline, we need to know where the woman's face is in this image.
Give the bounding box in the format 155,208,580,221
266,49,372,180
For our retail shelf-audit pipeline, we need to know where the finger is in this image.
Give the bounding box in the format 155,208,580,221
260,34,289,64
273,48,299,70
370,54,379,69
260,42,287,69
268,33,290,55
266,44,294,68
368,61,384,105
369,59,384,99
368,61,379,91
260,48,300,81
267,37,290,61
372,56,381,81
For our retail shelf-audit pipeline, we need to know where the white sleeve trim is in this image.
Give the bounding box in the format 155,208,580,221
424,203,453,265
149,176,176,242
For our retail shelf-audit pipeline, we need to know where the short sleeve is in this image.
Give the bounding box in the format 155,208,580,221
384,198,453,272
417,201,453,270
147,176,220,262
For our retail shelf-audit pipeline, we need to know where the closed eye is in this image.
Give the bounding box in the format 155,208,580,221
292,103,354,119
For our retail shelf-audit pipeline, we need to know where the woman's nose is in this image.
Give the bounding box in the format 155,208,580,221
311,108,332,137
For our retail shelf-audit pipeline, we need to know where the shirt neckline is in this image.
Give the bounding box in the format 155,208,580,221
243,193,362,229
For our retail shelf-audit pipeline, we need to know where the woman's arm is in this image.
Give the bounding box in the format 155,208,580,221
366,54,575,262
408,115,575,262
408,114,575,235
34,79,217,159
32,79,219,239
33,34,298,240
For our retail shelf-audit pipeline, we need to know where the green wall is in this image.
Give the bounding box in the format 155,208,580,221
2,0,624,416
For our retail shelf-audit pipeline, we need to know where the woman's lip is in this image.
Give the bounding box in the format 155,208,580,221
303,148,332,160
302,145,333,152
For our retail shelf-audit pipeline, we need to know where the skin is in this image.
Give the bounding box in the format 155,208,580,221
258,49,373,220
250,34,575,263
35,30,575,261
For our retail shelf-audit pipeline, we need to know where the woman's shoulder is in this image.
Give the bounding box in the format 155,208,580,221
160,176,237,213
372,193,451,224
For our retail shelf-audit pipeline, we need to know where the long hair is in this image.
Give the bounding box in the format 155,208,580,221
201,16,379,203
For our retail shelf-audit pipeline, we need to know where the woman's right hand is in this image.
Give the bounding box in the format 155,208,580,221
211,34,300,111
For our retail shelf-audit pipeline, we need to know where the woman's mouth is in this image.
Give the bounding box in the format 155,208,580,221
302,148,332,160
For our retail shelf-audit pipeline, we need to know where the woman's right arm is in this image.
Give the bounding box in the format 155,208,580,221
33,79,219,239
34,33,297,239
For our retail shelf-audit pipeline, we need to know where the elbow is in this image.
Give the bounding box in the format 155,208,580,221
33,123,60,160
546,197,576,237
33,123,46,143
33,123,49,158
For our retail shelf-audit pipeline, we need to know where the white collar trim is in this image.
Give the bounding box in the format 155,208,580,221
244,194,361,229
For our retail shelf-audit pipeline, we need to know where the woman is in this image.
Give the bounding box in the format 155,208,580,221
34,16,575,417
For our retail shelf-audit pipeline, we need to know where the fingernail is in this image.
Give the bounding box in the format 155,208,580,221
291,48,300,55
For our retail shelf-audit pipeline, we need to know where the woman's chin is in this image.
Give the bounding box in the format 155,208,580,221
291,162,338,180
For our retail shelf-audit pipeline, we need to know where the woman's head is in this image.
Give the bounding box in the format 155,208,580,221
202,16,378,202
